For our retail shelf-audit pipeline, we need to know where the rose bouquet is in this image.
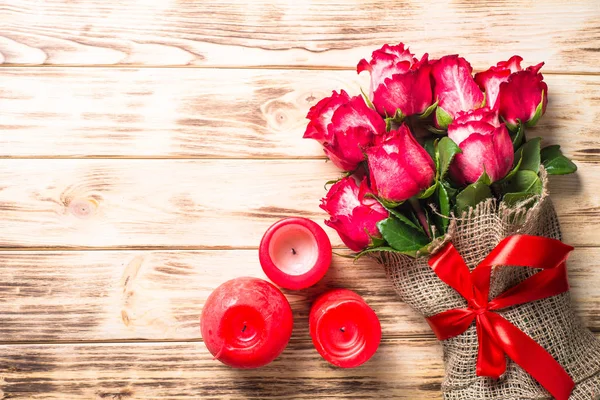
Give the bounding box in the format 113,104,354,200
304,43,600,399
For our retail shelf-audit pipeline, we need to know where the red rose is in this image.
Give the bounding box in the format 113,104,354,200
304,90,386,171
357,43,433,118
474,56,523,110
497,63,548,129
321,177,389,252
448,108,514,185
366,124,435,202
431,55,485,128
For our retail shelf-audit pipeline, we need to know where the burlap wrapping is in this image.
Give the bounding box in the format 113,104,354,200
374,170,600,399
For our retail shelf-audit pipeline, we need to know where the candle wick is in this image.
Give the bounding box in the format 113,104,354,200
291,248,297,255
340,327,345,333
242,324,247,333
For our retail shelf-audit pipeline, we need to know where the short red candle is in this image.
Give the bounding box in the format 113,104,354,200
259,217,332,290
201,277,293,369
309,289,381,368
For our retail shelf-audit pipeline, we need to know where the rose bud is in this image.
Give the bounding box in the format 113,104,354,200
431,55,485,129
448,108,514,185
304,90,386,171
357,43,433,118
320,177,389,252
474,56,523,110
366,124,436,203
497,63,548,130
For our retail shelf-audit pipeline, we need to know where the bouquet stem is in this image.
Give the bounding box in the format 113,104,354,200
409,197,431,239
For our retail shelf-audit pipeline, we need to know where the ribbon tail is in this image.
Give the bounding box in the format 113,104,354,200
486,312,575,400
476,314,506,379
489,262,569,311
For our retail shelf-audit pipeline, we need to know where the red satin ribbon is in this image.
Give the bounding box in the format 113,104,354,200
426,234,575,400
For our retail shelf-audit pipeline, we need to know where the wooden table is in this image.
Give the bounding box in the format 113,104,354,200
1,1,599,398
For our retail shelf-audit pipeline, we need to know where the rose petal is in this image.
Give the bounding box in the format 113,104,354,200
321,177,388,251
497,55,523,73
498,69,548,127
367,125,435,202
357,43,416,98
373,54,433,117
449,107,500,145
450,125,513,184
304,90,351,143
432,55,484,123
474,68,511,110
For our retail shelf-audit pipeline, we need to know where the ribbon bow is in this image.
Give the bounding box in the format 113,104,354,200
426,234,575,400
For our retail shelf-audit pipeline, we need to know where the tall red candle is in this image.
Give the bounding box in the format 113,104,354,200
309,289,381,368
259,217,332,290
201,277,293,369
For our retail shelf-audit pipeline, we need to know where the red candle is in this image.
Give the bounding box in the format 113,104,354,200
201,277,293,369
309,289,381,368
259,217,332,290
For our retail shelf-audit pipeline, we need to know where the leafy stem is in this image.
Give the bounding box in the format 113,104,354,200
408,197,431,240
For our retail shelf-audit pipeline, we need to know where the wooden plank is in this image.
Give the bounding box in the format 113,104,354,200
1,1,599,72
0,339,445,399
0,159,598,249
0,248,598,343
0,69,599,160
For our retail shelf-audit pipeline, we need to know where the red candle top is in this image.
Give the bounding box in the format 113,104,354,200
309,289,381,368
259,217,332,290
201,277,293,369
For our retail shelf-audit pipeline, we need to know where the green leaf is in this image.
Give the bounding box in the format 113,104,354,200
525,91,545,128
455,181,493,214
379,197,403,209
426,125,448,135
502,169,544,206
417,242,432,256
367,231,386,248
477,170,492,186
418,100,439,119
360,87,375,110
514,137,541,173
502,116,519,132
511,120,525,151
438,137,462,179
502,192,537,206
541,145,578,175
442,181,458,198
377,217,430,257
385,207,422,231
436,184,451,233
385,117,393,132
391,108,405,122
384,109,405,131
497,153,522,185
418,181,438,199
424,138,437,163
435,106,453,130
354,246,401,261
504,170,543,195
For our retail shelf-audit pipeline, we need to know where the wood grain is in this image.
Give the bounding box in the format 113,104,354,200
0,339,445,399
0,248,598,343
1,1,599,398
1,1,600,72
0,159,598,249
1,69,599,160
